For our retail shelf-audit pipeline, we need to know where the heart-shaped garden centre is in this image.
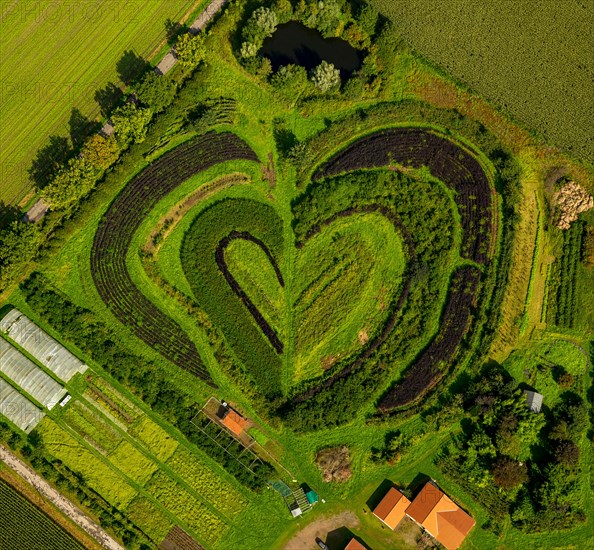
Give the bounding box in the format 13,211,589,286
223,212,406,382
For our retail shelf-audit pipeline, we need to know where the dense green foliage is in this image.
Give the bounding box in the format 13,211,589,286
438,365,588,533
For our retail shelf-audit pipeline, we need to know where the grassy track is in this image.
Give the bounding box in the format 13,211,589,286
0,0,203,207
371,0,594,164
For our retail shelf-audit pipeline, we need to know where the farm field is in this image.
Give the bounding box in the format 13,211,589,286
371,0,594,164
0,477,83,549
0,0,203,208
0,1,592,550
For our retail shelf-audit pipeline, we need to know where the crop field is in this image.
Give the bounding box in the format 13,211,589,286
371,0,594,163
143,470,228,546
0,478,83,550
166,446,249,517
0,0,204,207
0,1,592,549
39,418,138,508
128,417,179,462
546,221,585,329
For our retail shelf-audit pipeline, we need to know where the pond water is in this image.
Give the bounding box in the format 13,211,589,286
260,21,363,77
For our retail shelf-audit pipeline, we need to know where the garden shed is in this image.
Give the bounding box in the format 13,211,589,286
524,390,543,413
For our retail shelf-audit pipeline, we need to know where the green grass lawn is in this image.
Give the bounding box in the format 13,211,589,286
0,0,203,207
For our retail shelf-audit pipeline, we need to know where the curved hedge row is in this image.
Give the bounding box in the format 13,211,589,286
181,198,285,398
91,133,258,387
310,128,493,412
314,127,494,265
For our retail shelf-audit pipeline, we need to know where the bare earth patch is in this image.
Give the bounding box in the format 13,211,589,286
283,510,359,550
315,446,352,483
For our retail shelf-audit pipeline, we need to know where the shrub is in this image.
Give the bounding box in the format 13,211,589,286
492,458,528,490
135,73,177,113
554,440,580,468
311,61,341,92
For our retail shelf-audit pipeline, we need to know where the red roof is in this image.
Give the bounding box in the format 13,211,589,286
344,538,366,550
406,482,475,550
222,409,248,435
373,487,411,530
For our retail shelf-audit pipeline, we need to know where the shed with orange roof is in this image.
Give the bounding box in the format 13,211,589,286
221,408,248,436
372,487,411,530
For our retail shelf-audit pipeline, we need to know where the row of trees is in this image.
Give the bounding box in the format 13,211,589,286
0,30,207,293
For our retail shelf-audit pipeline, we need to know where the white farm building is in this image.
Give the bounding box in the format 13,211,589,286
0,378,44,433
0,338,67,410
0,309,88,383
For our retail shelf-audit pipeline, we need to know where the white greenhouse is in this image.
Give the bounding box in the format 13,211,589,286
0,338,67,410
0,309,88,383
0,378,45,433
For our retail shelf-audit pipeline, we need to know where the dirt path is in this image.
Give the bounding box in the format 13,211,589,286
283,510,360,550
189,0,228,33
0,444,123,550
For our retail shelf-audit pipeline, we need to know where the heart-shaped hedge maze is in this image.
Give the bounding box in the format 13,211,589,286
91,121,496,426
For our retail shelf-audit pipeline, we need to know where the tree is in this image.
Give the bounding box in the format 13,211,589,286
311,61,341,92
554,440,580,468
315,0,341,37
356,4,379,37
557,372,575,389
135,73,177,113
42,156,96,209
271,0,293,23
80,134,119,170
174,32,206,68
492,457,528,490
111,103,153,145
242,7,278,43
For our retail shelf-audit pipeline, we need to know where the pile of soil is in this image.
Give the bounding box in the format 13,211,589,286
315,445,352,482
554,181,593,229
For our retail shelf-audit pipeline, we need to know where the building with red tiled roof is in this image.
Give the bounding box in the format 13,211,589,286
344,537,367,550
405,482,475,550
373,487,411,530
221,408,248,436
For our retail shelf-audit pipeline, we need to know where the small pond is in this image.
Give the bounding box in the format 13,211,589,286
260,21,363,78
